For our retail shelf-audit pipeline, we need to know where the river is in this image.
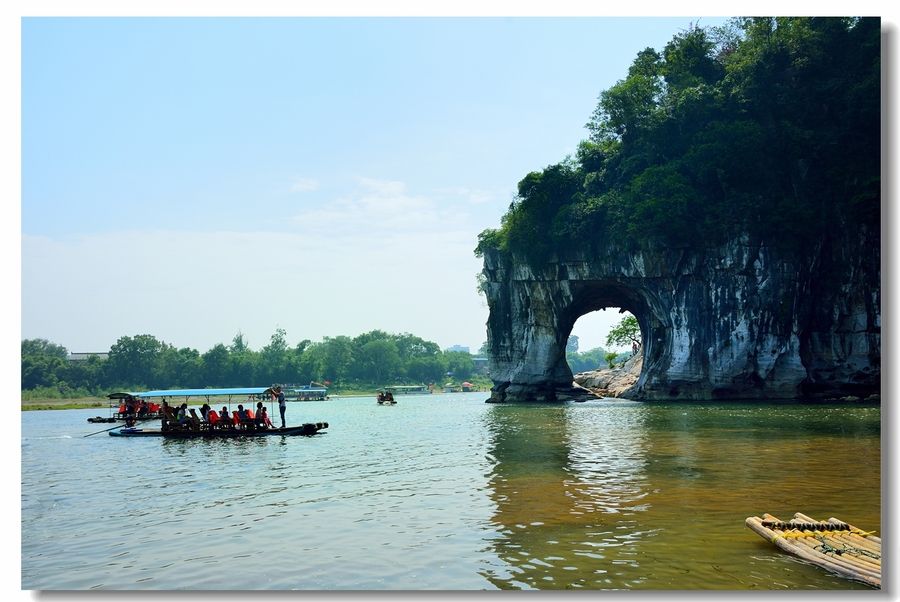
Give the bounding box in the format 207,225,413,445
21,393,880,590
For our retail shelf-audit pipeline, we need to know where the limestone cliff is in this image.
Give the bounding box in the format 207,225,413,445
481,231,880,402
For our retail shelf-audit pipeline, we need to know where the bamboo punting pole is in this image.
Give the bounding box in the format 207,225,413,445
747,515,880,588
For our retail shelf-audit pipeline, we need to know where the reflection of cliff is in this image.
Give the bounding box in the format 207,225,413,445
480,403,652,590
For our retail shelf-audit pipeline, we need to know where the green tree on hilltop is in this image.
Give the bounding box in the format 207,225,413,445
477,17,880,261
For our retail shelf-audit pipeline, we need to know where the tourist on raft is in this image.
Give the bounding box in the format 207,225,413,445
260,406,274,429
176,403,189,425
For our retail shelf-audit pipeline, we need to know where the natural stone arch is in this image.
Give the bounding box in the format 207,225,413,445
560,281,655,394
481,234,880,403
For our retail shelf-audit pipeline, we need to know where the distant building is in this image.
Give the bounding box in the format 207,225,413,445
445,345,470,354
67,352,109,362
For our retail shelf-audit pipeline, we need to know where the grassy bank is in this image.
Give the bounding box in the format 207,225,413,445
22,397,109,411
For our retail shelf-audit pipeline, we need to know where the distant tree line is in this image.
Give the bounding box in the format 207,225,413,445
564,315,640,374
476,17,879,262
21,330,480,397
567,347,613,373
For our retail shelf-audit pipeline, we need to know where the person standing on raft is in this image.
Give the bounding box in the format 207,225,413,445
274,385,286,428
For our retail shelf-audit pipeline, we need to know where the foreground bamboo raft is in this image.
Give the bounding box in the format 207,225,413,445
745,512,881,588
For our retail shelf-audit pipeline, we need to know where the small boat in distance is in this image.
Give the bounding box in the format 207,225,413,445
282,382,329,401
381,385,430,395
376,390,397,405
87,392,165,423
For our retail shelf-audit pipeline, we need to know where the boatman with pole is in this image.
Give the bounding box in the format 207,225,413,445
275,385,286,428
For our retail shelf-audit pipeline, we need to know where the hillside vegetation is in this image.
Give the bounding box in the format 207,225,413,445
476,18,880,263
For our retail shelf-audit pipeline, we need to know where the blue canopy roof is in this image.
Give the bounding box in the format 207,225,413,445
108,387,272,399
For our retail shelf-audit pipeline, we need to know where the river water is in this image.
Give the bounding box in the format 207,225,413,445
21,393,881,590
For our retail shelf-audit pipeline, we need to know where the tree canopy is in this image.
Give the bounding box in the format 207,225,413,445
21,329,483,396
476,18,880,262
605,315,642,349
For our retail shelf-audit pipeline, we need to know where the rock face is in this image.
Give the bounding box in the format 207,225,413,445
481,232,880,402
575,354,642,398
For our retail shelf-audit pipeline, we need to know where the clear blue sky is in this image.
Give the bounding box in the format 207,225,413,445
21,16,730,354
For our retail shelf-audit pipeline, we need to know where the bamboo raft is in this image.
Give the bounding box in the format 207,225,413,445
745,512,881,588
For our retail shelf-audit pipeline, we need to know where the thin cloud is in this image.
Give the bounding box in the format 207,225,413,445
290,178,320,193
292,177,466,237
434,186,502,205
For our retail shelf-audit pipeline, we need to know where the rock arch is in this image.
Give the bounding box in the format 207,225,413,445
481,235,879,402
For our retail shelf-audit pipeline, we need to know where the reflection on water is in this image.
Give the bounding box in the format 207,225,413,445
21,397,880,590
481,401,654,589
480,401,880,590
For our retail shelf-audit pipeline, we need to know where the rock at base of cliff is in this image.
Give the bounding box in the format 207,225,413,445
574,353,642,398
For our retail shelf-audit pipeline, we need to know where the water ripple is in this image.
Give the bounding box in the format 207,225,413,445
21,397,880,590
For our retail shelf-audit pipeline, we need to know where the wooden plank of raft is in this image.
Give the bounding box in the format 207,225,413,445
745,514,880,588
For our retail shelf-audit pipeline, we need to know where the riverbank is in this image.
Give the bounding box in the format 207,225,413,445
21,385,492,410
21,397,109,411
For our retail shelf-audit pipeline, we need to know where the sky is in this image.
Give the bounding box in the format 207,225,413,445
19,15,743,356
